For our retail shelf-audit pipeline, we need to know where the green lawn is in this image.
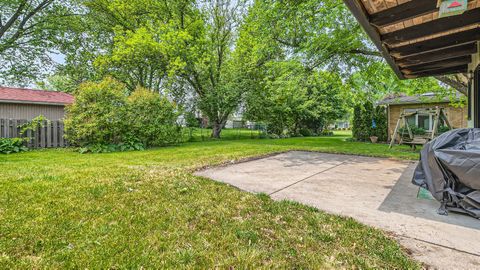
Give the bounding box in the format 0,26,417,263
0,132,421,269
181,128,265,142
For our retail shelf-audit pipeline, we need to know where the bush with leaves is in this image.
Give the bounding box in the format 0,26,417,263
352,103,371,141
65,78,180,152
352,105,363,140
245,62,346,136
353,102,388,142
373,106,388,141
438,125,452,134
0,138,28,154
65,77,127,147
399,125,427,136
126,88,180,147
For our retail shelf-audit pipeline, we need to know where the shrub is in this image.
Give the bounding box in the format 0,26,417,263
65,78,181,152
399,125,426,136
438,125,451,134
319,130,334,136
299,128,314,137
0,138,28,154
268,134,280,139
360,101,374,140
372,106,388,141
353,102,387,142
352,105,363,140
185,111,200,128
79,141,145,154
65,77,127,147
126,88,180,147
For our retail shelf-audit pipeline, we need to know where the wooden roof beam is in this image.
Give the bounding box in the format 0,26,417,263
390,28,480,58
402,55,472,74
405,65,469,78
382,8,480,45
369,0,438,27
396,43,478,67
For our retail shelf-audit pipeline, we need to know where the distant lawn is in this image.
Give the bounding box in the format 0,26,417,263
0,134,421,269
182,128,264,141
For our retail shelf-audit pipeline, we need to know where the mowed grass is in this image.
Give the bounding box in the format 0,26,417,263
182,128,265,141
0,132,421,269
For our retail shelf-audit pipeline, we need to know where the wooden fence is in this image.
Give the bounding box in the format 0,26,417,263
0,119,68,148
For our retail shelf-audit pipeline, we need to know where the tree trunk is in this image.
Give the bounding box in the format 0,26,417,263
211,120,225,139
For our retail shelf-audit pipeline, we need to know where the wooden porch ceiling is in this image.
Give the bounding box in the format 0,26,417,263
343,0,480,79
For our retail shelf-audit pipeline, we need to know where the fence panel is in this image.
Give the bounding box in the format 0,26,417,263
0,118,68,148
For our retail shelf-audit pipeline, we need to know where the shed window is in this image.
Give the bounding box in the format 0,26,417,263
404,110,437,131
418,114,431,131
406,115,416,126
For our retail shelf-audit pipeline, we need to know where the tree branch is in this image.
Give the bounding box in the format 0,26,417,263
347,49,382,57
434,74,468,96
0,0,28,39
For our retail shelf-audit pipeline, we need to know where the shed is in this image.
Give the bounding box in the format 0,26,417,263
0,87,74,121
379,93,467,141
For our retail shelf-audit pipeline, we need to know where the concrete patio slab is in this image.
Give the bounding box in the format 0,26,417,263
196,151,480,269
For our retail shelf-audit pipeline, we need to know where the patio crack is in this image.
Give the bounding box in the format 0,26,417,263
398,235,480,258
269,161,347,196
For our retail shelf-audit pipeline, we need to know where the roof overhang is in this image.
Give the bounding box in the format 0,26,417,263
379,100,451,106
343,0,480,79
0,99,69,106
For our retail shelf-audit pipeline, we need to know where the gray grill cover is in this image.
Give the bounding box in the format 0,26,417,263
412,128,480,219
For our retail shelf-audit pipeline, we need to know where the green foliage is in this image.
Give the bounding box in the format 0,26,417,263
353,102,387,142
94,26,171,92
65,78,180,152
399,125,427,136
347,62,446,102
236,0,452,118
299,128,314,137
361,101,374,140
352,103,369,141
126,88,180,147
65,77,128,147
0,138,27,154
79,141,145,154
373,106,388,142
352,105,362,140
19,115,50,135
56,0,247,138
185,111,200,128
244,61,346,136
0,0,74,85
438,125,452,134
37,75,78,93
319,130,335,137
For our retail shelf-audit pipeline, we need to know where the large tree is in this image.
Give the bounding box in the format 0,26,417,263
237,0,450,104
244,60,347,135
0,0,73,84
173,0,248,138
57,0,248,138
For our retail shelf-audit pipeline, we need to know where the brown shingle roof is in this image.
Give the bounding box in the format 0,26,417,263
378,92,461,105
0,87,74,105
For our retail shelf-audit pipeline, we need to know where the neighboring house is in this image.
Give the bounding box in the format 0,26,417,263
225,115,244,129
379,93,468,142
329,120,350,130
0,87,74,120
